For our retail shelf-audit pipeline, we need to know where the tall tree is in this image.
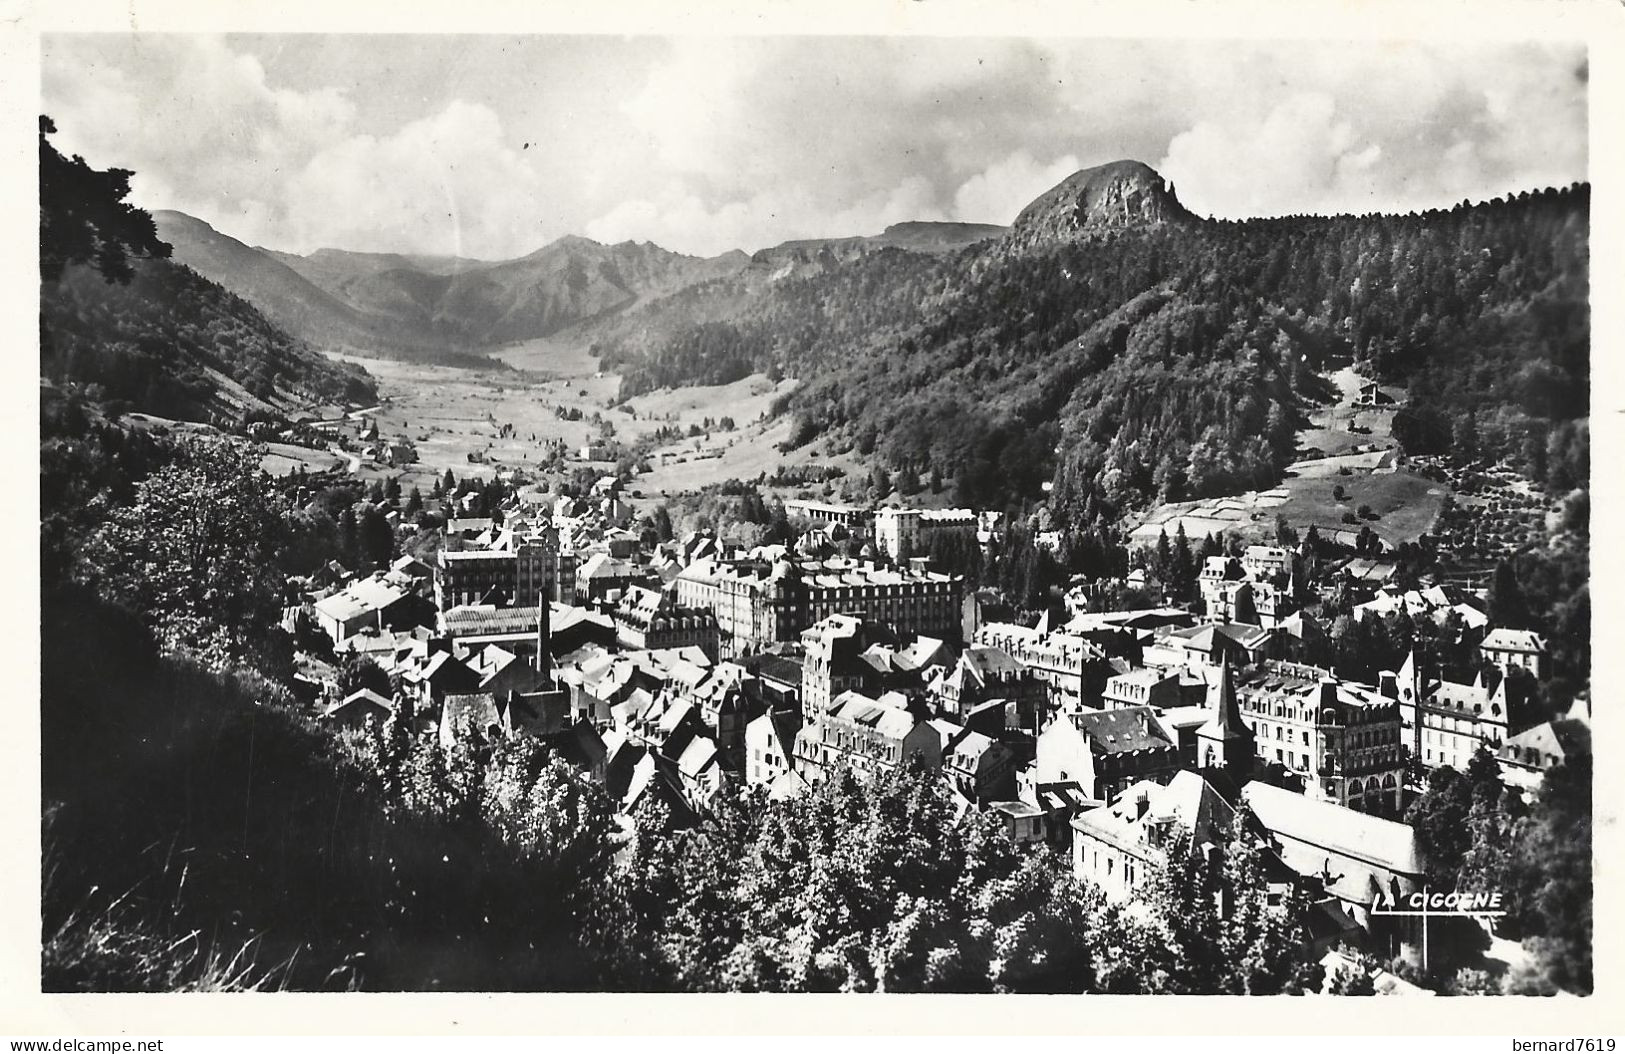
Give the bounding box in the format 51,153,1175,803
85,436,288,664
39,116,171,284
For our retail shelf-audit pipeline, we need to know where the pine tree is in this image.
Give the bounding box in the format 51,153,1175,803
1487,559,1529,629
1170,523,1195,602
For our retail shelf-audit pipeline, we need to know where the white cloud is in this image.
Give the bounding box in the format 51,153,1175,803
1160,93,1370,217
283,100,544,258
584,175,949,257
42,35,1588,258
951,151,1083,224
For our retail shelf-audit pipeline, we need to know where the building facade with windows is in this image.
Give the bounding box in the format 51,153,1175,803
675,556,964,658
972,622,1102,711
1388,651,1532,774
434,530,577,609
1235,660,1406,814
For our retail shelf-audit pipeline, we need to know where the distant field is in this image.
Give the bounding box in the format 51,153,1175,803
324,350,804,499
625,373,792,429
330,353,623,479
1133,469,1445,550
1266,470,1447,547
634,417,797,497
260,442,344,476
487,332,604,377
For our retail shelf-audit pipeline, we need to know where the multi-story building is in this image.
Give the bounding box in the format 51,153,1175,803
1205,579,1299,627
942,726,1018,805
312,571,421,647
783,500,872,532
1143,622,1280,671
1242,544,1296,583
576,552,643,603
1071,771,1236,901
874,507,979,562
612,585,721,661
684,662,762,772
792,690,944,784
1102,667,1199,711
1242,781,1426,958
1199,549,1299,627
675,556,963,658
1198,556,1246,617
435,529,577,609
800,614,892,718
1234,660,1406,814
973,622,1103,710
745,708,804,789
1478,628,1549,678
1033,706,1182,804
1387,651,1532,774
926,645,1049,733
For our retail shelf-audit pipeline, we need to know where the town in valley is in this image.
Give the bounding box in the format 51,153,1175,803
38,33,1591,998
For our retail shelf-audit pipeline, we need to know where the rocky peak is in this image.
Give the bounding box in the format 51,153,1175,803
1005,160,1194,250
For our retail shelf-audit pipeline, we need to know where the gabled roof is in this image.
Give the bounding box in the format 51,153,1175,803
897,635,952,672
748,708,803,758
505,689,570,737
767,767,810,801
1241,781,1422,879
677,736,720,779
945,726,1000,765
421,651,478,685
957,645,1027,685
322,688,394,720
1071,707,1176,754
740,652,803,687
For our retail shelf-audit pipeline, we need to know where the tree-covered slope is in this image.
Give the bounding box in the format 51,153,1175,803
42,258,377,422
595,167,1588,520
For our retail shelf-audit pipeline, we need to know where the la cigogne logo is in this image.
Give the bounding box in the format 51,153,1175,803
1369,888,1506,919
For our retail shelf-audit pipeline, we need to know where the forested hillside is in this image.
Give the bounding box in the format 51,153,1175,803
42,260,376,421
598,171,1588,521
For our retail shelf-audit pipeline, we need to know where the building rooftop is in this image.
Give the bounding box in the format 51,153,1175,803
312,574,413,623
1241,781,1422,878
1071,707,1175,755
1481,628,1548,654
441,604,547,637
1072,770,1234,856
739,652,804,687
829,691,917,738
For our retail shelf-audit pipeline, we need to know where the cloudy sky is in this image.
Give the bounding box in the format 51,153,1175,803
41,34,1587,260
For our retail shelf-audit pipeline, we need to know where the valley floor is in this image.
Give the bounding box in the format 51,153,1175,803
316,346,858,508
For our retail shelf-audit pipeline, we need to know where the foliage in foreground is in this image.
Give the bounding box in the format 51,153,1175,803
599,766,1323,994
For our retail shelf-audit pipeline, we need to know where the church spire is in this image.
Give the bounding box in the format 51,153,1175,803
1197,654,1253,771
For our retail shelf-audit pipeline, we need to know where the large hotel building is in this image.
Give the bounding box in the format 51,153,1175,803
434,529,578,609
1233,659,1407,815
674,555,964,658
